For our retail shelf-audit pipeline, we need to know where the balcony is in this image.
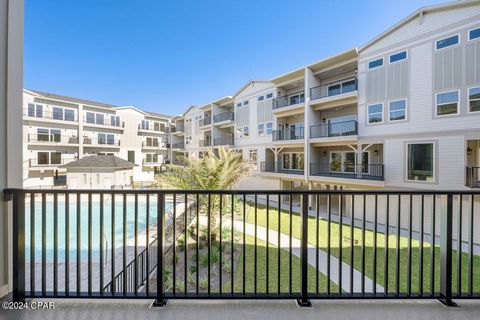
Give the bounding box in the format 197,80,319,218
142,158,164,166
83,137,120,147
272,127,304,142
138,124,167,134
142,141,168,150
199,117,212,127
27,134,79,145
466,167,480,188
199,139,212,147
213,135,234,146
27,157,77,168
172,142,185,149
272,91,305,116
170,126,185,135
309,77,358,109
24,109,78,123
260,161,304,175
213,112,234,127
6,188,477,308
84,117,124,128
310,162,384,181
310,120,358,139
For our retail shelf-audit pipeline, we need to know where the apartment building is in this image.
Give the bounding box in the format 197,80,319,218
22,89,172,188
169,1,480,207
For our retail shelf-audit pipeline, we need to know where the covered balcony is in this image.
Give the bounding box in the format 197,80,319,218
213,111,234,128
273,114,305,146
271,69,305,116
171,142,185,150
310,120,358,139
27,133,79,145
466,140,480,188
260,148,305,178
213,134,234,147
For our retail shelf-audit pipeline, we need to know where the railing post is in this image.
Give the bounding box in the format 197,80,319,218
439,194,457,307
8,189,26,302
297,193,312,307
152,193,167,307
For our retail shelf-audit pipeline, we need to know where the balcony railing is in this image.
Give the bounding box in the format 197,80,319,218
27,134,79,144
138,124,166,133
172,142,185,149
272,127,304,141
199,117,212,127
213,112,234,123
260,161,304,175
142,158,163,165
466,167,480,188
142,141,167,149
5,188,479,306
199,139,212,147
24,109,78,122
273,91,305,109
310,120,358,138
310,76,357,100
28,158,77,167
84,117,124,128
213,135,234,146
310,162,384,181
169,126,184,133
83,137,120,146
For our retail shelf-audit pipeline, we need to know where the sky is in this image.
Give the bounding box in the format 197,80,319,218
25,0,447,115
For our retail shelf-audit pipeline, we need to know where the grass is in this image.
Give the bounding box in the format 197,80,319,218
243,202,480,294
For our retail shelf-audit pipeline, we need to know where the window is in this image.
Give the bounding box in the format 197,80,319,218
95,113,104,125
436,91,459,116
98,133,106,144
436,35,459,50
248,149,258,170
258,123,265,135
128,151,135,163
65,109,75,121
111,115,120,127
243,100,249,106
469,27,480,41
35,104,43,118
368,58,383,69
243,126,249,137
27,103,35,117
106,134,115,145
51,152,62,165
37,128,49,142
53,107,64,120
282,153,304,171
86,112,95,124
257,122,272,136
236,103,242,107
141,120,149,130
389,100,407,121
266,122,273,134
469,87,480,112
27,103,43,118
266,93,273,99
37,152,49,165
367,103,383,123
257,96,264,101
389,51,407,63
407,143,434,182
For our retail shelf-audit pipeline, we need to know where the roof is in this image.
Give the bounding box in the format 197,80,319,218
59,155,138,170
145,110,173,119
232,80,271,98
25,89,121,110
359,0,479,52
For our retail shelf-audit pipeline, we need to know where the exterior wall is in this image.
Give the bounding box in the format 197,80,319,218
65,168,133,189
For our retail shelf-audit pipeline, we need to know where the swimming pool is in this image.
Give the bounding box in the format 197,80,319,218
25,199,174,261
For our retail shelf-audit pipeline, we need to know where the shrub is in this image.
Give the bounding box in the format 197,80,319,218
177,235,186,252
199,276,208,290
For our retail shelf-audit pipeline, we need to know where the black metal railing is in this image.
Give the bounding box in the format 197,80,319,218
213,135,234,146
172,142,185,149
466,167,480,188
142,141,167,149
310,76,357,100
138,124,167,132
84,117,125,128
310,120,358,139
199,118,212,127
28,134,79,144
273,91,305,109
272,127,304,141
5,188,480,307
169,126,184,134
83,137,120,146
200,139,212,147
310,162,384,181
28,158,77,167
260,161,304,175
24,109,79,122
213,112,234,123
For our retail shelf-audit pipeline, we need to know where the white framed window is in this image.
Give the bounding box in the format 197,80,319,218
368,58,383,69
436,34,459,50
281,152,304,171
266,93,273,99
243,100,249,106
248,149,258,170
236,102,242,107
389,50,407,64
27,103,43,118
388,99,407,121
367,103,384,124
436,90,459,116
468,87,480,113
257,95,264,101
406,142,435,183
266,122,273,134
468,27,480,41
258,123,265,136
257,122,272,136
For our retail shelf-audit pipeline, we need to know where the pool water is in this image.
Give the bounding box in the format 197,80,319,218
25,200,174,261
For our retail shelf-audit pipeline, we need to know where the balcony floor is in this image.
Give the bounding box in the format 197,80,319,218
1,298,479,320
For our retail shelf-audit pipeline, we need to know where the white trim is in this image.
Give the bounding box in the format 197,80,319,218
367,103,384,124
388,99,408,122
388,50,408,64
435,33,460,51
405,142,436,184
467,86,480,114
368,57,384,69
435,90,460,117
468,26,480,41
281,152,304,171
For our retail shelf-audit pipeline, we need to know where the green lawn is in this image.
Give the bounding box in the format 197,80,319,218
242,201,480,294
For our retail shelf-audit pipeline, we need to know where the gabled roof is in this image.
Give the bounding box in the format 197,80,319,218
59,155,137,169
145,110,173,119
25,89,121,109
232,80,271,98
359,0,479,52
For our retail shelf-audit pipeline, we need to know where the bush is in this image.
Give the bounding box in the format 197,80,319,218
165,276,173,291
199,227,209,241
223,261,231,274
176,280,185,292
188,225,197,239
199,276,208,290
177,235,186,252
187,271,195,285
189,265,197,274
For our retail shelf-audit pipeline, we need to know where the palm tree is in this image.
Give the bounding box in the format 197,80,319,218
161,147,252,239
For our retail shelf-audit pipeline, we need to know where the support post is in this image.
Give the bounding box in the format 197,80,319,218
297,193,312,308
439,194,457,307
9,190,25,302
152,193,167,307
